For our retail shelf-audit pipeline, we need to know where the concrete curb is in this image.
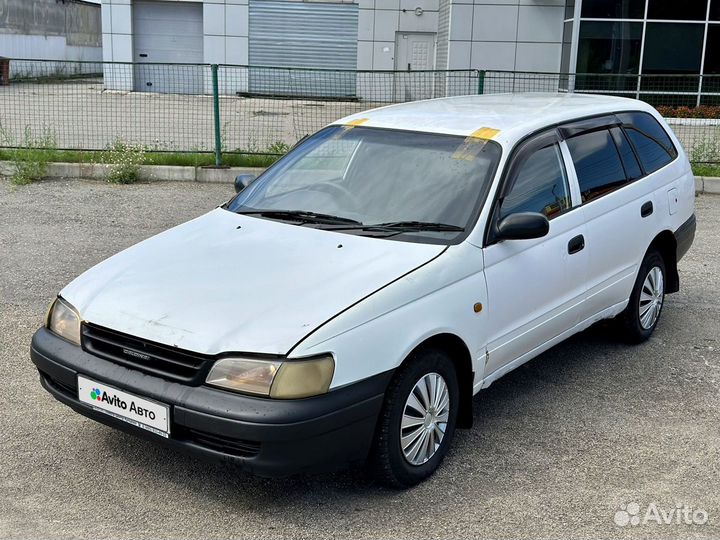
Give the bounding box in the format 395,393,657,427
1,160,719,193
695,176,720,195
0,161,266,184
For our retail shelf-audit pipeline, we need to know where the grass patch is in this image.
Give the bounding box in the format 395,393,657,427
690,138,720,177
103,141,145,184
1,128,57,185
692,163,720,177
0,149,282,169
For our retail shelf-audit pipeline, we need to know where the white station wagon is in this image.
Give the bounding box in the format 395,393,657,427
32,94,695,487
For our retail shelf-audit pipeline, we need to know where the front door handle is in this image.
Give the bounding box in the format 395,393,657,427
641,201,653,218
568,234,585,254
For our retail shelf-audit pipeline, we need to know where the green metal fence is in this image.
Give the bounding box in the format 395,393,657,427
1,59,719,165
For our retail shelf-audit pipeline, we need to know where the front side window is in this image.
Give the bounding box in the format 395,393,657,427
226,126,502,243
566,129,627,203
618,112,677,173
500,143,571,220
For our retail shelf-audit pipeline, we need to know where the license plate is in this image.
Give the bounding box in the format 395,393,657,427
77,375,170,438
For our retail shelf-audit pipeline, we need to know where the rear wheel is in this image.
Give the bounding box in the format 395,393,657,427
368,348,459,488
620,250,666,343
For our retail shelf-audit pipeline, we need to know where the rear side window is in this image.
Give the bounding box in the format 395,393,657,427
617,112,677,174
610,127,642,180
566,129,628,204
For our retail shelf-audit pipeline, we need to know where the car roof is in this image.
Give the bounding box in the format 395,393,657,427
332,92,657,147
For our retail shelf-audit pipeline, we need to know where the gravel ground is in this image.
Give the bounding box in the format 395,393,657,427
1,179,719,539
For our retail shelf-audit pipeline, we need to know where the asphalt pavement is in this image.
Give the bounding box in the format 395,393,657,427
1,178,718,539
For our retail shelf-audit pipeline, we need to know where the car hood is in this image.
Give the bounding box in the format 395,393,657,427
61,208,445,356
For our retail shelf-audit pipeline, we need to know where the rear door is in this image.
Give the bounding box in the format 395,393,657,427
562,113,677,320
482,130,587,378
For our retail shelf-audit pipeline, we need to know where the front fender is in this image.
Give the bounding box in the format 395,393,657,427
289,243,489,390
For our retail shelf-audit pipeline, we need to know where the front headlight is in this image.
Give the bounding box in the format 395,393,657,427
46,297,81,346
206,354,335,399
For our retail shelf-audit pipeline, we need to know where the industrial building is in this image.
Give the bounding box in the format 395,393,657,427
97,0,718,102
0,0,102,72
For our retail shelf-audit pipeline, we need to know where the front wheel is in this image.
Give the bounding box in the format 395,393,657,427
620,250,666,343
368,348,459,488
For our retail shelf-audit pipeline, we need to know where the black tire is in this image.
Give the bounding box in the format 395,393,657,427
368,348,459,488
620,249,666,343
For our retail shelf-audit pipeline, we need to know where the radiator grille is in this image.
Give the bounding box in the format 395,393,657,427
81,323,212,384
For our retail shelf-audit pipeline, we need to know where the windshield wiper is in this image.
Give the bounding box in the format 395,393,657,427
329,220,465,233
235,209,362,225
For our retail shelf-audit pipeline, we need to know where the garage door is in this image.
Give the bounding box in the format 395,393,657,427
133,1,204,94
248,0,358,97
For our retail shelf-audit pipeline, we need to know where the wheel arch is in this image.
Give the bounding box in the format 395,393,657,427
647,230,679,293
401,333,475,429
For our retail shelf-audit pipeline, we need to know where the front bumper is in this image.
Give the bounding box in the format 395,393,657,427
31,327,391,477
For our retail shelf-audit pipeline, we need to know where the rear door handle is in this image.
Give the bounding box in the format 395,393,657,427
641,201,653,218
568,234,585,255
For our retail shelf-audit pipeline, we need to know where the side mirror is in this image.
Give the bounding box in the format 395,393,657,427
496,212,549,241
234,174,257,193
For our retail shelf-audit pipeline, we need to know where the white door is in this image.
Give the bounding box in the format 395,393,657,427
394,32,436,101
133,1,204,94
567,113,677,317
482,133,588,379
564,119,676,320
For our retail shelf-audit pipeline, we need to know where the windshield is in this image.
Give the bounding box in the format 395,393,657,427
226,126,501,243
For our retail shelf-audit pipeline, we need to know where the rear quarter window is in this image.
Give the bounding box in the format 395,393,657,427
617,112,677,174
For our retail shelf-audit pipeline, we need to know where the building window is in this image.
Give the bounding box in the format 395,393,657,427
561,21,573,74
565,0,718,105
703,25,720,93
581,0,645,19
576,21,642,90
647,0,708,21
711,0,720,20
641,23,704,92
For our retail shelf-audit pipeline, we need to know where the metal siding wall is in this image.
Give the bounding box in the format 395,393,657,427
248,0,358,97
434,0,450,96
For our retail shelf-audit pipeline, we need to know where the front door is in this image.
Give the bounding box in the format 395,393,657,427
482,133,588,379
394,32,436,101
